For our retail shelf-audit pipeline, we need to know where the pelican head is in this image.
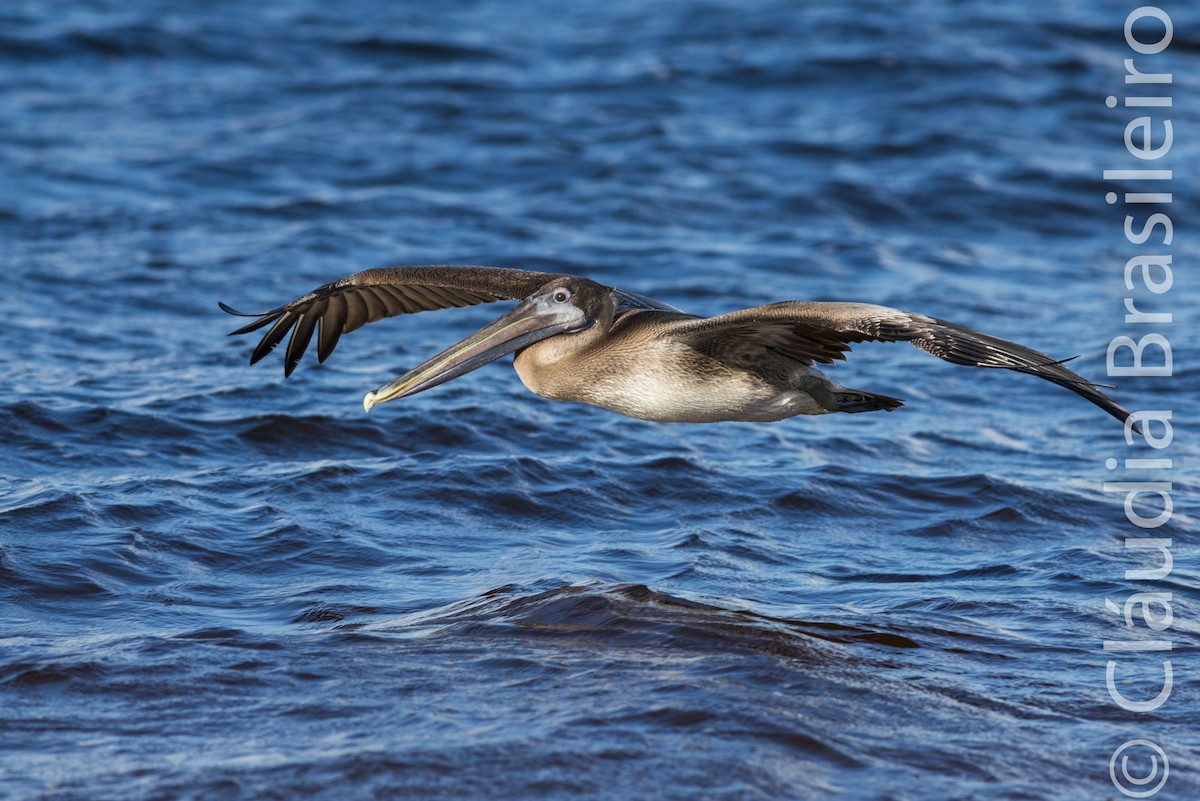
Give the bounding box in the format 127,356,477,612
363,277,606,411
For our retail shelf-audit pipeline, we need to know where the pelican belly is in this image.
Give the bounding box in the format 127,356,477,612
589,368,826,422
514,339,830,423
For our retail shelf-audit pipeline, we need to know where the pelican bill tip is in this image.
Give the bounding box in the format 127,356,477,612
363,391,377,413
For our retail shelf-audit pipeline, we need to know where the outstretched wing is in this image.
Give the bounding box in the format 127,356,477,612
672,301,1135,429
220,265,566,376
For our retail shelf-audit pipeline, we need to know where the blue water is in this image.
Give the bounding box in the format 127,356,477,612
2,1,1198,799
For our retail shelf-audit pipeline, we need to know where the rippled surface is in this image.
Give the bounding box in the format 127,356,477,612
3,1,1198,799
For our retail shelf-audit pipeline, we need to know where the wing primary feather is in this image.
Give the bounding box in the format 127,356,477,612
250,313,296,365
341,290,370,335
359,287,389,322
226,312,283,337
317,296,347,363
284,306,321,377
220,302,286,336
373,285,419,314
218,301,258,317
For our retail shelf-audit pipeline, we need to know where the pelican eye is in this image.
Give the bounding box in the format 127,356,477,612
552,289,571,303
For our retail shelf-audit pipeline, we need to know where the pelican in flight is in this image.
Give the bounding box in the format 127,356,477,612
221,265,1133,429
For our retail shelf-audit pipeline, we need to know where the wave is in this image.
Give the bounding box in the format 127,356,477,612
360,582,920,653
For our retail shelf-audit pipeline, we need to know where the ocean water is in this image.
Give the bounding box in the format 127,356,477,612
2,1,1197,799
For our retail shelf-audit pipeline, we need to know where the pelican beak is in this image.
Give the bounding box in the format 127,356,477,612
363,294,586,411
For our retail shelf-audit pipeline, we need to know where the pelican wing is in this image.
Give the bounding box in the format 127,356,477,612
220,265,567,376
673,301,1135,428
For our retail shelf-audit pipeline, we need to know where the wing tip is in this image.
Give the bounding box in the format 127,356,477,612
219,301,258,317
248,345,272,367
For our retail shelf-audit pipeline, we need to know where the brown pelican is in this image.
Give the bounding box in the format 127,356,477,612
221,265,1134,429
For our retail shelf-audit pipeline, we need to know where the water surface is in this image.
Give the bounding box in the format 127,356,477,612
3,2,1198,799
